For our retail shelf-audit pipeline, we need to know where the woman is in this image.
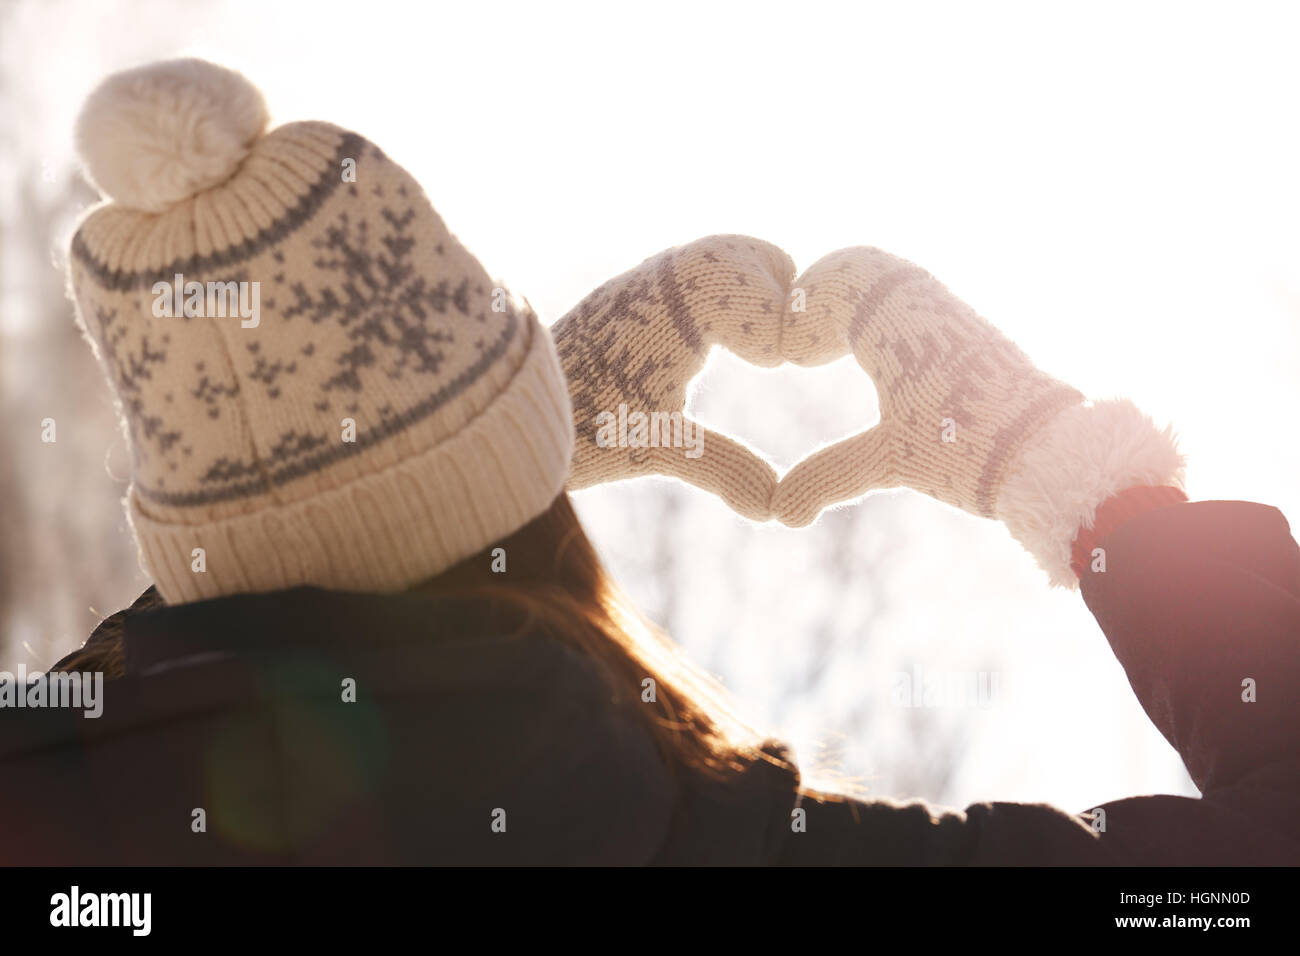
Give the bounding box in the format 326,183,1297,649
6,59,1295,865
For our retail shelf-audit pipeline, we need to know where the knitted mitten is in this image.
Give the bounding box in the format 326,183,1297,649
771,246,1184,586
553,235,806,520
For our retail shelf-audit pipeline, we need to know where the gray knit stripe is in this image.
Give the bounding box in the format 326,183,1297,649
973,380,1084,517
134,305,522,508
657,253,703,355
70,132,366,291
847,263,932,345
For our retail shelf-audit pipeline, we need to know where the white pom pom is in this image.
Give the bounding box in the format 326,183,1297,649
75,58,269,213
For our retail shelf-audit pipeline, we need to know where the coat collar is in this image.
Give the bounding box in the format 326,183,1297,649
120,586,532,676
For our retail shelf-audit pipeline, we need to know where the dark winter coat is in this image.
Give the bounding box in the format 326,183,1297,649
2,499,1297,864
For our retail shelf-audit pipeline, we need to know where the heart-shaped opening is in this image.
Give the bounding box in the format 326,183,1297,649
685,347,881,475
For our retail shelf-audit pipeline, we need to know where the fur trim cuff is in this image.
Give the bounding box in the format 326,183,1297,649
995,399,1185,588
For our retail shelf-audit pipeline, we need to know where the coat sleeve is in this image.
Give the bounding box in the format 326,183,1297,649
776,499,1300,865
1077,499,1300,796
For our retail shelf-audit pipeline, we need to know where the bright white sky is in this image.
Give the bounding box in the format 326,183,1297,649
6,0,1299,811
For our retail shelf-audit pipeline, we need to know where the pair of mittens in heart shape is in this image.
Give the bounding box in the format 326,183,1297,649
551,234,1086,527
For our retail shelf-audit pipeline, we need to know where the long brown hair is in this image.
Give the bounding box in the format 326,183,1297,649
54,492,783,783
414,492,776,780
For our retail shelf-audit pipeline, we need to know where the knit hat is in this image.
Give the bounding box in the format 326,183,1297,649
67,59,574,604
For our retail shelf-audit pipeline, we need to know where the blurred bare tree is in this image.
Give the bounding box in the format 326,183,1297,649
0,13,149,671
